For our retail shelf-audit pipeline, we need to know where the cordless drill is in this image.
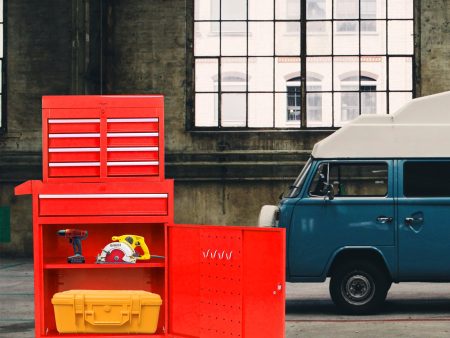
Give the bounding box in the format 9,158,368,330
57,229,88,263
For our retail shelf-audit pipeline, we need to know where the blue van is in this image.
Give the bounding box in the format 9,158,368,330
259,92,450,314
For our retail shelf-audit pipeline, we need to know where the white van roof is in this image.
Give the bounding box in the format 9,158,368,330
312,91,450,159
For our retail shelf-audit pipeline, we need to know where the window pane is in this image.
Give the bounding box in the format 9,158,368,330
331,163,388,196
361,56,386,91
334,0,359,19
310,163,388,197
221,22,247,56
195,22,220,56
249,0,273,20
248,93,274,127
389,92,412,113
361,0,377,19
307,92,332,127
276,0,300,20
307,57,332,91
248,57,273,92
334,57,360,91
335,20,358,33
307,21,331,55
404,162,450,197
309,163,329,196
286,85,301,121
307,0,331,20
0,24,3,57
222,0,246,20
195,93,218,127
248,22,274,56
221,93,246,127
195,59,218,92
221,58,247,92
361,22,386,55
275,57,300,92
388,0,414,19
275,22,301,56
275,92,300,128
340,92,360,122
195,0,219,20
334,22,359,55
389,57,413,91
388,20,414,55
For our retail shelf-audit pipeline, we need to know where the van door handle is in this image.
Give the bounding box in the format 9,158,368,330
405,216,423,225
376,216,393,224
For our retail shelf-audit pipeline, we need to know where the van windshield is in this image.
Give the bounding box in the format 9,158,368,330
286,158,312,198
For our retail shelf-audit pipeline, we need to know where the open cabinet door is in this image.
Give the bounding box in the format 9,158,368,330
168,224,285,338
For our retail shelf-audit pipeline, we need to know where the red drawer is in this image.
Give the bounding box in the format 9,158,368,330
48,119,100,133
48,149,101,162
107,133,159,147
107,147,159,161
107,162,159,176
107,118,158,133
48,134,101,148
48,164,100,178
38,193,169,216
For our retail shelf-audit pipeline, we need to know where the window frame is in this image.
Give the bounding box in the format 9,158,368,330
189,0,417,131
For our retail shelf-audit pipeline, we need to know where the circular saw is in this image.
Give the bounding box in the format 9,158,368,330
96,241,137,264
96,234,165,264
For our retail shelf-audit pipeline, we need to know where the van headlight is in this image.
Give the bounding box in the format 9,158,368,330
258,205,280,227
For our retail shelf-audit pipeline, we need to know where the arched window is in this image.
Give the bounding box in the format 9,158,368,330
341,75,377,121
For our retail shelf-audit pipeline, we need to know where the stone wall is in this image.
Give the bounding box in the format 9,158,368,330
1,0,449,256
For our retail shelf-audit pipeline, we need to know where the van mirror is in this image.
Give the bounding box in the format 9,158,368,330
324,183,334,201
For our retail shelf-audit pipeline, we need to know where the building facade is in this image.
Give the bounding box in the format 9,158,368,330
0,0,449,256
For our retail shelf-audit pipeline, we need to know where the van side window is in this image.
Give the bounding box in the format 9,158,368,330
404,162,450,197
309,163,388,197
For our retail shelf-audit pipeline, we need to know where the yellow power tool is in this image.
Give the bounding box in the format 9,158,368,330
96,234,164,264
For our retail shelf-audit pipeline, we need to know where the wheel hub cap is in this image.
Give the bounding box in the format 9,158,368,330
343,274,374,305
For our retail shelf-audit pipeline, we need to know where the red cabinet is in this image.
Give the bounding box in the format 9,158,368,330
16,96,285,338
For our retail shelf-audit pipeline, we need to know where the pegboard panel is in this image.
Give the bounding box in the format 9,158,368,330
199,229,243,338
168,224,285,338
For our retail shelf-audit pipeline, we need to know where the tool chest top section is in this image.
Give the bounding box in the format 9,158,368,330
42,95,165,183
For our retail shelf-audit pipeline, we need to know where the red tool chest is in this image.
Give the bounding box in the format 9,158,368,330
42,96,165,182
15,96,285,338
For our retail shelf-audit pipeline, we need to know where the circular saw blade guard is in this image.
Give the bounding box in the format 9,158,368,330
96,242,137,263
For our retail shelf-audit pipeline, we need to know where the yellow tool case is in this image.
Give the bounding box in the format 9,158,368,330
51,290,162,334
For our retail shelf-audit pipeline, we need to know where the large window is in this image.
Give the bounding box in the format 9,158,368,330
194,0,414,128
0,0,4,130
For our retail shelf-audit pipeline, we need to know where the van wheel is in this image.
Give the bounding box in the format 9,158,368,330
329,260,389,315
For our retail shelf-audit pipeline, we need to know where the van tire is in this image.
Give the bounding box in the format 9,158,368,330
329,260,389,315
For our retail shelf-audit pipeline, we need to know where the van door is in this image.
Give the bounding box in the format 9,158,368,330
288,160,395,278
398,160,450,280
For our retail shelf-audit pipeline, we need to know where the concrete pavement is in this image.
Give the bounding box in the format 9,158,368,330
3,258,450,337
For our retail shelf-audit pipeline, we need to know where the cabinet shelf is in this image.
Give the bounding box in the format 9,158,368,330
44,259,165,269
43,330,166,338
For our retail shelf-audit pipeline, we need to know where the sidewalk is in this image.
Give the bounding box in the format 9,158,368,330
0,258,34,338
